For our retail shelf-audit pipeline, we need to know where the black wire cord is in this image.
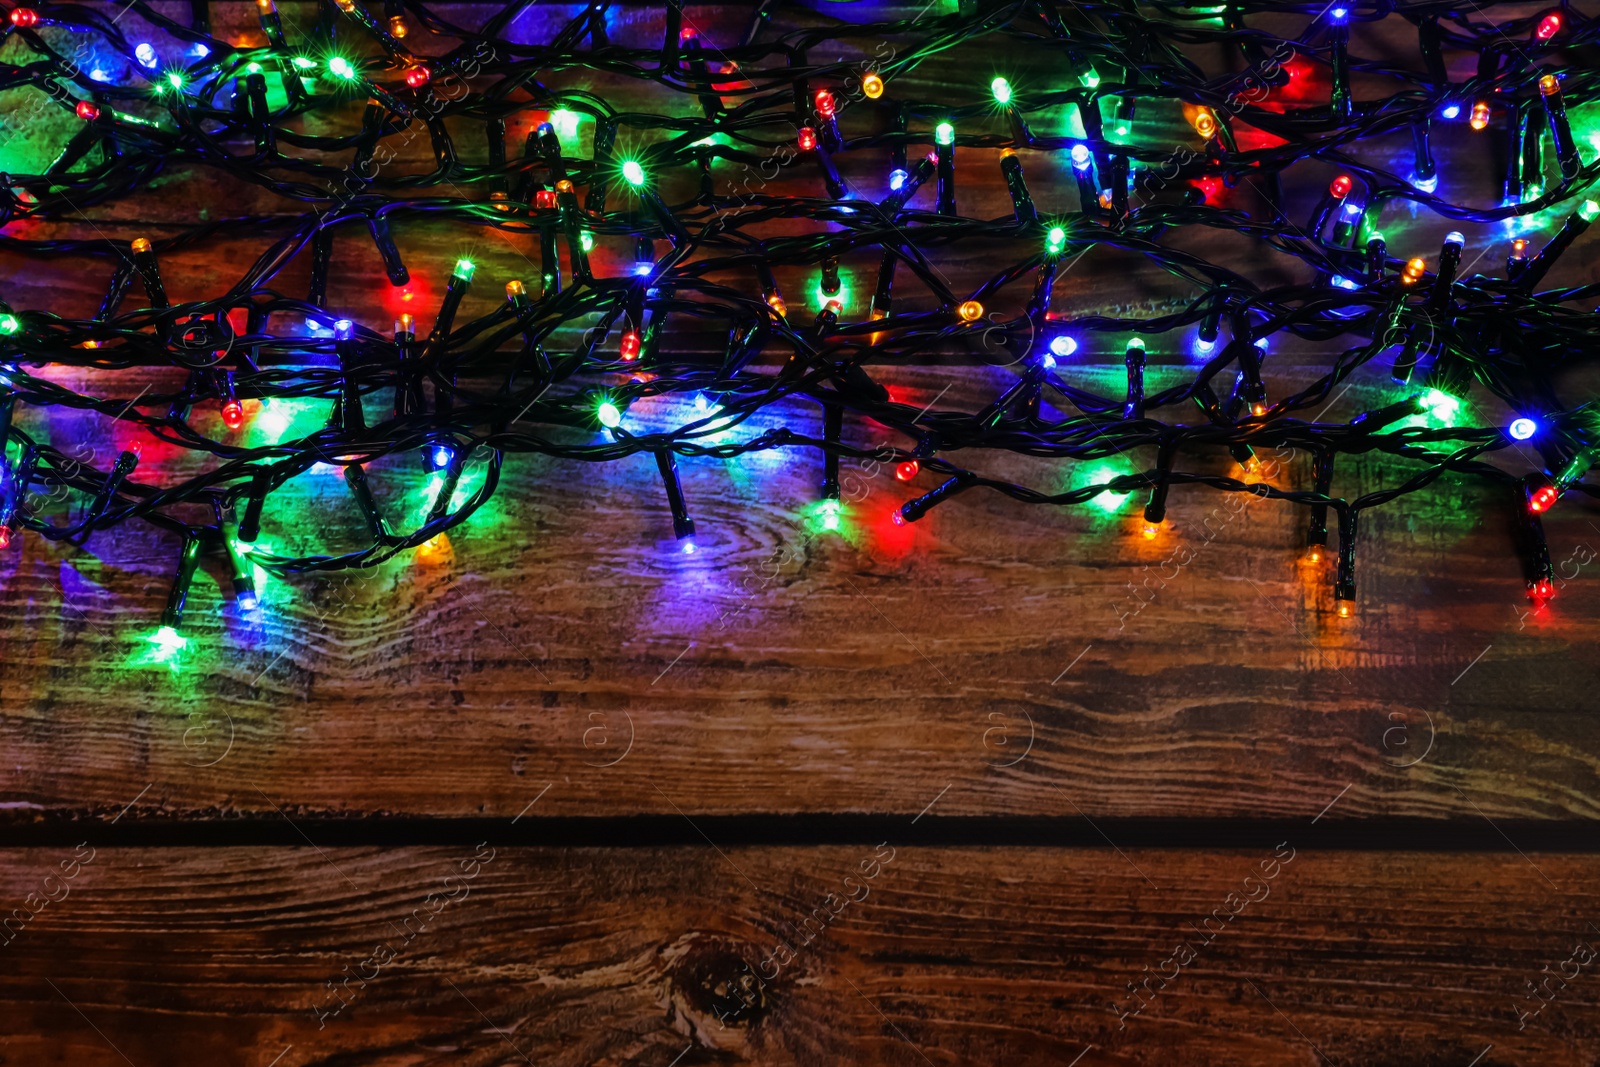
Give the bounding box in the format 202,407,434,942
0,0,1596,621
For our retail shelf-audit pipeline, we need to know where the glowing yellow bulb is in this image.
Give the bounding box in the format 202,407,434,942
388,14,408,37
1305,545,1323,564
957,300,984,322
1193,108,1217,139
766,294,788,317
862,72,884,99
1469,101,1490,130
1336,600,1354,618
131,237,151,254
506,280,525,298
1141,522,1159,540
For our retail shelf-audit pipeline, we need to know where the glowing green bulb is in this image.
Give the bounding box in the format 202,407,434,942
550,108,581,140
246,61,263,74
991,77,1012,105
453,258,475,281
622,159,645,186
147,626,188,660
1579,199,1600,223
597,400,622,428
1114,124,1128,136
1524,183,1544,203
1079,67,1100,89
1046,226,1066,254
819,499,841,531
935,121,954,146
580,231,594,252
166,71,185,90
1421,388,1460,424
328,56,356,80
291,56,316,70
0,314,18,335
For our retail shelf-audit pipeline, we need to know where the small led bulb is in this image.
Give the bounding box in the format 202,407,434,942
935,122,954,146
815,89,836,118
1535,11,1561,39
1049,335,1077,358
619,330,641,360
1329,174,1353,199
1508,417,1538,440
862,72,884,99
991,77,1012,106
1070,144,1092,171
1470,101,1491,129
621,159,645,186
895,461,920,481
957,300,984,321
221,400,244,430
798,127,817,152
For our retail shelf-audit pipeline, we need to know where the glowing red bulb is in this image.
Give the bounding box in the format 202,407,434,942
814,89,835,118
797,126,817,152
1532,578,1555,602
404,65,430,88
534,188,557,209
619,330,641,360
76,100,100,122
221,400,245,430
1529,485,1559,513
9,8,38,27
890,508,905,526
0,525,10,550
895,460,919,481
1329,174,1352,199
1535,11,1561,39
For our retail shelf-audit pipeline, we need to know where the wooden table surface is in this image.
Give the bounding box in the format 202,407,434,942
4,2,1600,1064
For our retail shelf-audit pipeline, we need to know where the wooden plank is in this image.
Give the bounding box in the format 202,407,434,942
1,844,1597,1065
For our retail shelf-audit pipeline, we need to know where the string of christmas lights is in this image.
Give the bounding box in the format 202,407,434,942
1,0,1598,647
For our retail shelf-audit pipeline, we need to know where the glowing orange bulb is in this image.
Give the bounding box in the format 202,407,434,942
1469,101,1491,130
862,72,884,99
221,400,244,430
1403,257,1426,283
131,237,152,254
1511,238,1528,256
1538,74,1560,97
1251,402,1268,417
1098,191,1114,210
1329,174,1352,199
895,461,919,481
400,288,414,302
388,14,407,37
766,294,788,317
1141,522,1159,540
555,179,574,194
957,300,984,322
1336,600,1354,618
1305,545,1323,563
1193,108,1217,139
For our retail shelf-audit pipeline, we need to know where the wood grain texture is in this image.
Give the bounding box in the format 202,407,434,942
2,845,1599,1066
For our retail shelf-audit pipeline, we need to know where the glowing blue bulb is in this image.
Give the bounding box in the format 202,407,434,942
1049,335,1078,358
1331,275,1358,289
1444,231,1464,246
1342,200,1362,218
1070,143,1092,170
238,594,259,611
333,318,353,340
536,122,553,136
1330,6,1348,20
1441,104,1460,119
135,43,157,68
1041,354,1056,369
1509,417,1538,441
681,539,697,555
889,168,908,191
1194,336,1216,354
694,393,710,412
1413,174,1438,193
189,43,210,58
1254,337,1268,350
632,262,653,276
431,446,452,469
90,69,109,82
